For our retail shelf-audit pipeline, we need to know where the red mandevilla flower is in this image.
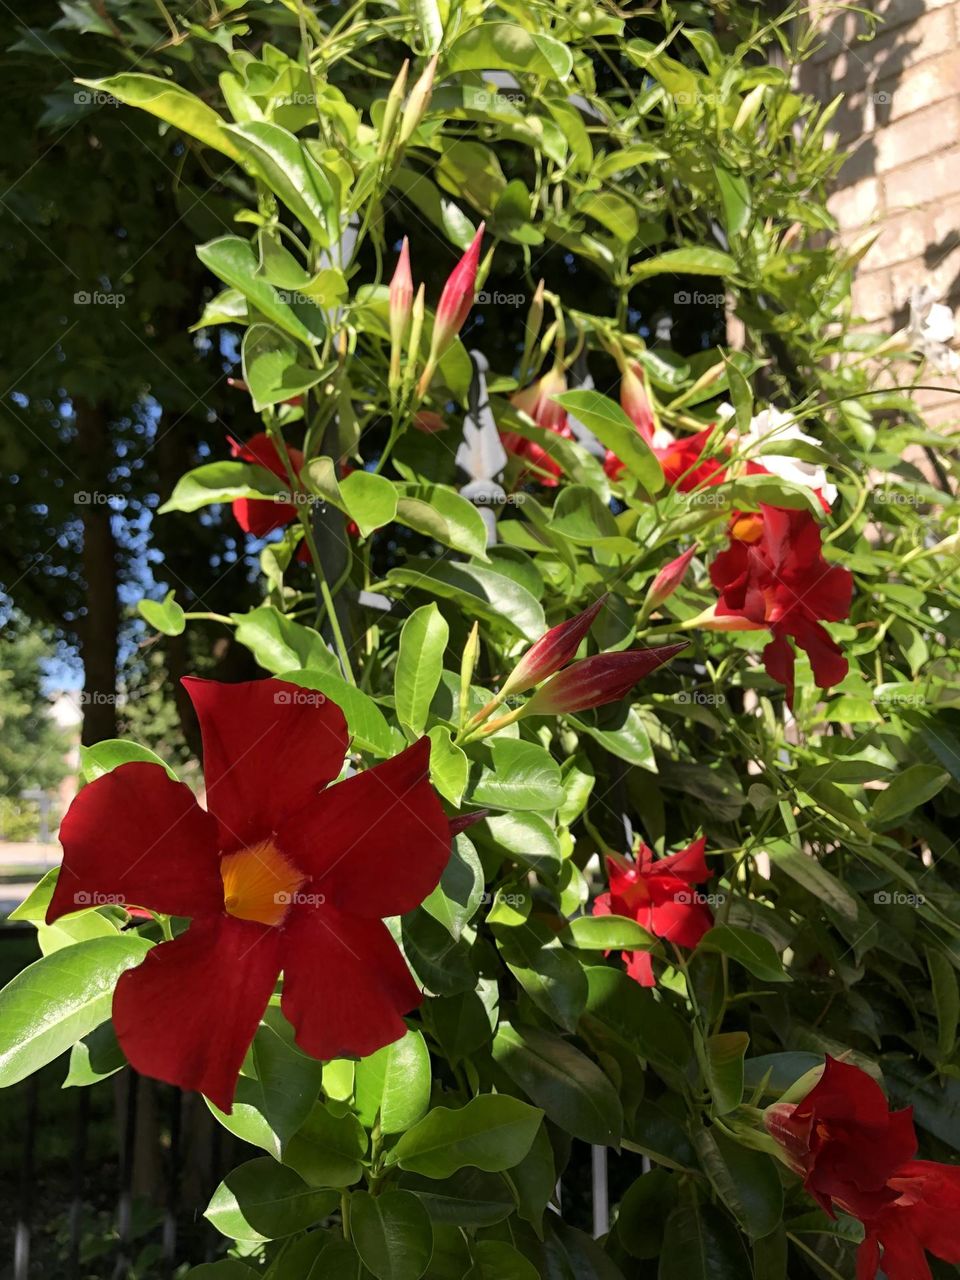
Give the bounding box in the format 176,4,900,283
522,643,687,717
429,224,484,362
46,677,450,1112
709,505,853,706
499,595,607,699
502,364,572,487
592,837,713,986
764,1057,960,1280
228,432,303,539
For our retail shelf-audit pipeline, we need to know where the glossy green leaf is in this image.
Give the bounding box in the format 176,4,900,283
396,604,448,737
872,764,950,828
466,1241,538,1280
158,459,288,514
703,1031,749,1116
197,237,321,344
446,23,572,80
283,1101,368,1189
422,834,483,941
395,485,490,561
350,1190,433,1280
492,1021,622,1146
0,936,151,1086
554,390,664,495
658,1201,751,1279
385,561,544,641
78,74,244,161
205,1157,338,1241
226,121,338,244
385,1095,543,1178
138,589,186,636
494,922,587,1032
354,1029,432,1136
484,811,561,877
565,914,658,951
283,670,404,757
241,324,327,411
630,247,737,281
473,739,563,812
233,607,339,677
696,926,789,983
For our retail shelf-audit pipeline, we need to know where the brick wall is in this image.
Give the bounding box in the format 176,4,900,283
802,0,960,426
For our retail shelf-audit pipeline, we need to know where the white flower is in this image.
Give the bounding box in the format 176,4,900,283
905,288,959,374
740,407,838,507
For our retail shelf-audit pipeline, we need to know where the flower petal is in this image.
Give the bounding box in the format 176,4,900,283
183,677,348,851
281,905,420,1060
113,915,281,1112
47,762,221,924
277,737,450,918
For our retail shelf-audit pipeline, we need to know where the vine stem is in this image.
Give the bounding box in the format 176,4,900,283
265,423,356,685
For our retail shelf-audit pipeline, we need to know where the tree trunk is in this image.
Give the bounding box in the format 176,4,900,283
75,398,119,746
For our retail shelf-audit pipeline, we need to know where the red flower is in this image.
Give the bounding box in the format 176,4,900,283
764,1057,917,1220
522,643,687,717
764,1057,960,1280
503,365,572,487
46,677,450,1111
228,433,303,539
858,1161,960,1280
709,505,853,705
592,837,712,986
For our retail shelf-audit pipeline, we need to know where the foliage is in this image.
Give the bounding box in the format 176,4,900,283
2,1,960,1278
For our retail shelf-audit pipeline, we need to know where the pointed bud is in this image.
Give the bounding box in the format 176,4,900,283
378,59,409,157
521,643,688,717
620,360,656,443
404,284,426,396
388,237,414,388
500,596,607,699
417,224,485,396
398,53,439,146
685,604,765,633
519,279,546,381
646,545,697,611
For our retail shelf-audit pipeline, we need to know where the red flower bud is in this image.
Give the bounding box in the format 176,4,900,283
522,643,688,716
620,360,655,443
431,224,484,360
647,545,697,610
389,236,414,349
500,596,607,699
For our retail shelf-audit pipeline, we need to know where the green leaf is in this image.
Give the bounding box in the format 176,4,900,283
385,1095,543,1178
696,926,789,983
446,23,572,81
615,1169,677,1259
395,486,489,561
385,561,545,641
494,921,587,1033
350,1189,433,1280
927,947,959,1061
158,460,288,514
241,324,328,411
554,390,664,496
714,165,752,236
63,1021,125,1086
354,1029,432,1137
484,811,561,878
233,607,339,677
205,1157,338,1241
565,914,658,951
413,0,444,53
582,965,693,1088
78,74,244,162
694,1129,783,1241
511,1120,555,1231
400,910,476,996
658,1202,751,1279
283,670,404,758
0,936,151,1086
702,1031,749,1117
427,726,469,806
79,738,176,783
8,867,60,922
726,473,824,519
492,1021,622,1146
282,1101,368,1189
872,764,950,828
226,121,338,245
395,604,449,737
630,247,737,281
422,834,483,941
466,1241,539,1280
340,470,398,538
473,739,563,812
197,237,322,344
138,589,186,636
765,838,859,922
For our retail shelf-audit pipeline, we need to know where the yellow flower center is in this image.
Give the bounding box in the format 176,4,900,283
731,512,764,544
219,840,306,927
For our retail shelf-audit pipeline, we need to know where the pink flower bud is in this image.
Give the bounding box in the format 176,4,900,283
500,596,607,699
620,361,655,444
389,237,414,351
521,643,688,716
430,224,484,361
647,545,697,610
